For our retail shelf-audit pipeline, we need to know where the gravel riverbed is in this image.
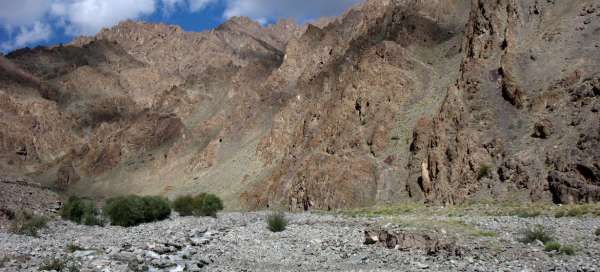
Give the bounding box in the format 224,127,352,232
1,212,599,271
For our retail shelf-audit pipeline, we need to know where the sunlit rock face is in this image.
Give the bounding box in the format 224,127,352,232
1,0,599,210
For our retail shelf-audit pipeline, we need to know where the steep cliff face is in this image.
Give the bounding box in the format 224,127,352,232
407,0,600,205
247,0,472,210
0,0,598,210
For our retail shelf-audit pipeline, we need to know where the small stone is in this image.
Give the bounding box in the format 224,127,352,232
169,264,185,272
145,251,161,260
414,262,429,269
73,250,97,259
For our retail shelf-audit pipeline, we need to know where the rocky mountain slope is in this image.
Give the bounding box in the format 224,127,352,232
0,0,598,210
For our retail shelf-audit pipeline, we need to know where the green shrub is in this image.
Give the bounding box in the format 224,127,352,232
61,196,102,226
172,195,195,216
595,228,600,236
141,196,171,222
544,241,561,252
478,165,491,180
519,224,555,244
194,193,224,217
103,195,171,227
173,193,223,217
103,196,144,227
10,210,48,237
266,212,288,232
560,245,576,255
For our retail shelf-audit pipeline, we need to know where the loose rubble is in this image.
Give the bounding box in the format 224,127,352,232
1,212,599,271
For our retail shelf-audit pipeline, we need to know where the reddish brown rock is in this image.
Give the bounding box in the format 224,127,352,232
0,0,599,209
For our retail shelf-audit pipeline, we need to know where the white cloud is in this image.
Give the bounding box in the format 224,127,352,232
223,0,362,22
161,0,185,15
0,0,51,27
0,0,363,51
1,0,158,52
189,0,217,11
1,21,52,51
51,0,156,35
160,0,216,15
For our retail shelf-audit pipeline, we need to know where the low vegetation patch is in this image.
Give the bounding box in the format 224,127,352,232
543,242,577,255
544,241,561,252
338,203,427,218
39,258,66,271
519,224,555,244
595,228,600,236
478,164,491,180
10,210,48,237
266,212,288,232
555,205,594,218
475,230,497,237
518,225,575,255
559,245,576,255
65,243,85,253
61,196,102,226
103,195,171,227
172,193,223,217
39,257,80,272
511,208,542,218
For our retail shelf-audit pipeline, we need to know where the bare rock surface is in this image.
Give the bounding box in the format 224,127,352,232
0,0,599,210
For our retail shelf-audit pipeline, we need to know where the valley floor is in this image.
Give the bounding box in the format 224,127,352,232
1,207,600,272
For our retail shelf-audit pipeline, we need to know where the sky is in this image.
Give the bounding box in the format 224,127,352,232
0,0,363,54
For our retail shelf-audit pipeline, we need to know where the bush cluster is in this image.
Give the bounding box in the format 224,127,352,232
520,225,577,256
543,241,576,255
10,210,48,237
266,212,288,232
103,195,171,227
172,193,223,217
61,196,102,226
519,224,555,244
559,245,576,255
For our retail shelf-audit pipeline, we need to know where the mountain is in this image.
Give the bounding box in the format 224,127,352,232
0,0,598,211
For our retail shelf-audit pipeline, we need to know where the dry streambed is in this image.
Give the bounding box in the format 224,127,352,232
0,209,600,272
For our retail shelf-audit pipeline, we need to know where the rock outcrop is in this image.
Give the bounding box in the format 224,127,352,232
406,0,600,205
0,0,598,210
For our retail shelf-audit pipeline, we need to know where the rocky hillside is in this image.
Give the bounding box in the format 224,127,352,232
0,0,598,210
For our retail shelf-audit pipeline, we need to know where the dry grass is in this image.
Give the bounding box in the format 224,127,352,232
10,210,48,237
335,201,600,220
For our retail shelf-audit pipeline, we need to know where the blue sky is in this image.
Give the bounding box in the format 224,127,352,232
0,0,362,54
